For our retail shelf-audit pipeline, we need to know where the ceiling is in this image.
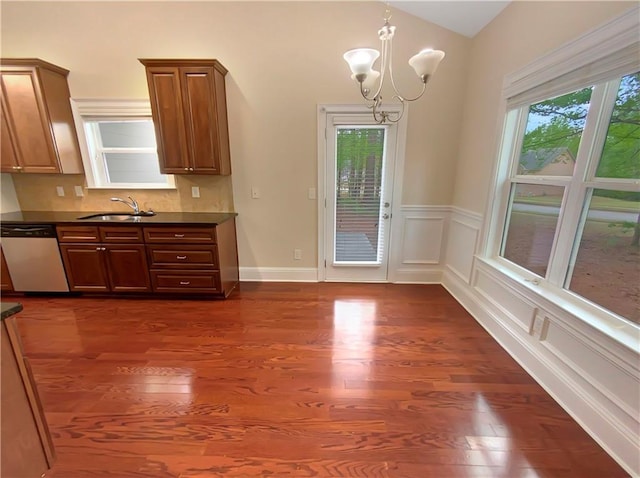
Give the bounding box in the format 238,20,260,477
387,1,511,38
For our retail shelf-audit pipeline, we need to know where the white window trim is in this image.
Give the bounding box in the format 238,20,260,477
480,5,640,349
70,99,176,190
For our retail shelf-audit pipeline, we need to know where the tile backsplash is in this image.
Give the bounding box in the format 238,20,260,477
10,174,234,212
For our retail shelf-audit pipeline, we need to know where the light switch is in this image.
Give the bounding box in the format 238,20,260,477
74,185,84,197
192,186,200,198
56,186,65,197
251,187,260,199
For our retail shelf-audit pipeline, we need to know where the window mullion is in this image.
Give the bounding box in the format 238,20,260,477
545,82,614,285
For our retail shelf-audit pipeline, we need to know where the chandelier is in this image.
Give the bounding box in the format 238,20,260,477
343,10,445,124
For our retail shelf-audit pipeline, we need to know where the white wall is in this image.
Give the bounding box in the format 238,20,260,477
0,1,470,271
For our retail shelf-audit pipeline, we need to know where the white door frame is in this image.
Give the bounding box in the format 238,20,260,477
317,104,408,282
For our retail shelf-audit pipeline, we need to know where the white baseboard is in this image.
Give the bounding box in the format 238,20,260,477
239,267,318,282
392,267,443,284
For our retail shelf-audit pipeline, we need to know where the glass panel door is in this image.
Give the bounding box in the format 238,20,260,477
325,118,396,282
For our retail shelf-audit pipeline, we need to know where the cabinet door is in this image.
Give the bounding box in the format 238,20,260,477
59,245,109,292
105,245,151,292
144,66,190,174
181,67,221,174
0,98,19,172
0,245,13,292
0,70,60,173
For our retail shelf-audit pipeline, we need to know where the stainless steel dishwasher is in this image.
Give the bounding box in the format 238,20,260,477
1,224,69,292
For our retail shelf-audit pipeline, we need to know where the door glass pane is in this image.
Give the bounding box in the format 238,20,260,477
335,127,385,263
502,184,565,277
518,87,592,176
566,189,640,324
595,72,640,179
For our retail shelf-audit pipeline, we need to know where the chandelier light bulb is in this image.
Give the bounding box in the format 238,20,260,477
408,49,446,80
343,48,380,78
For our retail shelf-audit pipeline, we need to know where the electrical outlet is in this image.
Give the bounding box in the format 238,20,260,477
251,187,260,199
294,249,302,260
56,186,65,197
192,186,200,198
74,185,84,197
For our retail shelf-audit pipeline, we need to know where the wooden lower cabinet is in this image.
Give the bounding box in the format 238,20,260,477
1,245,13,292
59,244,150,292
55,221,238,297
144,222,237,296
57,226,151,293
1,314,55,477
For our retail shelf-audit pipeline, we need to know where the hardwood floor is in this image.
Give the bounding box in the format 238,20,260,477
9,283,627,477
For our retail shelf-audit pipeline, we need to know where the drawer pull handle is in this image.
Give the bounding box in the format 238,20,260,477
179,281,190,285
174,234,185,238
176,255,187,260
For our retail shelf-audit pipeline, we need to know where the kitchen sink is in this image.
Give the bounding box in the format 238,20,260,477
77,212,156,221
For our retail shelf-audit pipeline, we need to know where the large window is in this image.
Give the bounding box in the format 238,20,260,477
499,72,639,324
71,100,175,189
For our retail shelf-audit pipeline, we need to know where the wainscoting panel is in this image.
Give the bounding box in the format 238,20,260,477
474,267,537,333
389,206,448,284
444,208,482,284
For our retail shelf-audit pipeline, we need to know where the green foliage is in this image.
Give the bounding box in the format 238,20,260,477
336,128,385,203
596,73,640,179
521,73,639,180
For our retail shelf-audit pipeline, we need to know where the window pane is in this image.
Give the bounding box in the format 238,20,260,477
502,184,564,277
97,120,156,148
335,128,385,263
595,72,640,179
567,189,640,323
104,153,165,183
518,87,592,176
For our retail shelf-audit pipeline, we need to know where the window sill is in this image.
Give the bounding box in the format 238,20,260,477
476,256,640,353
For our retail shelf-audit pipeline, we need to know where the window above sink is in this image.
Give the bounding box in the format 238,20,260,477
70,99,176,190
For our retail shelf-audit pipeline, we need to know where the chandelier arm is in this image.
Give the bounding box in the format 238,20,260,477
368,32,388,102
371,97,387,124
396,80,428,103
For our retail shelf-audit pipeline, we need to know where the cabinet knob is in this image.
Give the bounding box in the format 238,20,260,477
179,281,190,285
184,167,189,171
176,255,187,260
12,166,22,170
189,168,194,171
96,247,100,251
174,234,185,238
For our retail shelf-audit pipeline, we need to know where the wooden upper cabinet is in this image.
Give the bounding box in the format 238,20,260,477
0,59,83,174
139,59,231,175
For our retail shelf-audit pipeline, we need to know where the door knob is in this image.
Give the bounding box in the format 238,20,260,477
384,202,390,208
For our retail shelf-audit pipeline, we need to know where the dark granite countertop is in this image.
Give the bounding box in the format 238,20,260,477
0,211,237,226
1,302,23,321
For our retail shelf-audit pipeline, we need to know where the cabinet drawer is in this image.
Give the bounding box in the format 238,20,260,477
57,226,99,243
150,270,221,293
100,227,143,243
147,245,218,269
143,227,217,244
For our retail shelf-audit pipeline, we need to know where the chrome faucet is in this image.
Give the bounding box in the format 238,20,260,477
110,196,140,214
